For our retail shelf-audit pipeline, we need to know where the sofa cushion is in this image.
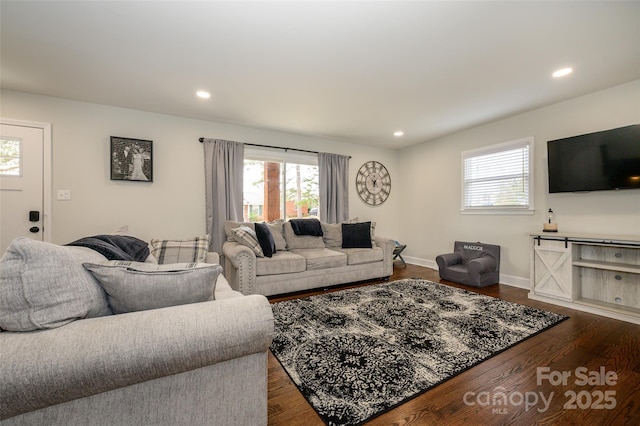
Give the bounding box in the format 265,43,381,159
334,247,384,265
83,261,222,314
231,226,264,257
283,221,325,249
0,238,112,331
256,251,306,276
255,222,276,258
321,219,377,248
265,219,287,251
226,220,286,251
342,222,373,248
224,221,254,241
321,222,343,247
150,235,209,264
290,248,348,270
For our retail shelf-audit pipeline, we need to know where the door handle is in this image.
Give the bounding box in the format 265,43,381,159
29,226,40,233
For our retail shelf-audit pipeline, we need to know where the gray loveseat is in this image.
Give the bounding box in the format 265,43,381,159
222,219,394,296
0,238,274,426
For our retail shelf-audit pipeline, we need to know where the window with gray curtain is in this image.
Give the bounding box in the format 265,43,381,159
202,139,244,253
243,147,319,222
318,152,350,223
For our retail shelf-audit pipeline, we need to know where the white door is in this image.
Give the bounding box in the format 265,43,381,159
0,122,50,254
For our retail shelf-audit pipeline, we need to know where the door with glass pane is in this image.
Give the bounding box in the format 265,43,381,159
0,123,45,253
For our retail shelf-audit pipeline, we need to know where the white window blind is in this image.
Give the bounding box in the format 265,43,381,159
461,137,534,213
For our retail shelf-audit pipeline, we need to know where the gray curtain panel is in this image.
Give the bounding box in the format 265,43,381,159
203,139,244,253
318,152,350,223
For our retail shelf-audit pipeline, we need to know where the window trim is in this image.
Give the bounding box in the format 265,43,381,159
460,136,534,215
244,146,317,166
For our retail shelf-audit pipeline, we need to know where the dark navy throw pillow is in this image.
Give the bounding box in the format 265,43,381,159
342,222,372,249
255,222,277,257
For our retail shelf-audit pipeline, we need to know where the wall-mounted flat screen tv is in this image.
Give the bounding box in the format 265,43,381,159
547,124,640,193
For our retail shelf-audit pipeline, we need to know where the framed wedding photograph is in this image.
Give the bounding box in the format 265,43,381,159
110,137,153,182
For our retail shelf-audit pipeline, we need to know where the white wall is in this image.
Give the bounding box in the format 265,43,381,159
398,80,640,286
1,90,401,245
3,81,638,286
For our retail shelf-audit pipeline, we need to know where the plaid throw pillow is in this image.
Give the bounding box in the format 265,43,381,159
150,235,209,264
231,226,264,257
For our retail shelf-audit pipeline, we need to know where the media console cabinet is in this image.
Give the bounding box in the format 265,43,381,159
529,232,640,325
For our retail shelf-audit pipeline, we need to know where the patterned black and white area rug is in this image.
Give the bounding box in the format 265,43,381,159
270,278,568,426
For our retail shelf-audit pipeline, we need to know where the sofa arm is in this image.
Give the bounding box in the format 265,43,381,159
468,255,497,274
222,241,257,294
436,252,462,269
375,235,395,277
0,295,274,420
205,251,220,264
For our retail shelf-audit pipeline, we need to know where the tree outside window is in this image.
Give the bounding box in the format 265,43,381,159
244,157,319,222
0,139,21,176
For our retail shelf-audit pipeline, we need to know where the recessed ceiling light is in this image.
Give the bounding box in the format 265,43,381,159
394,131,404,137
196,90,211,99
552,68,573,78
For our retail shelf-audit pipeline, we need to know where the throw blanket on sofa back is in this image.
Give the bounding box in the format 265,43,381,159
66,235,150,261
289,219,323,236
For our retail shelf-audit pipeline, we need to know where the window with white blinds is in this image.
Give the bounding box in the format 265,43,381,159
461,137,534,213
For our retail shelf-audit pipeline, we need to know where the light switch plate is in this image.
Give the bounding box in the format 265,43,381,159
57,190,71,200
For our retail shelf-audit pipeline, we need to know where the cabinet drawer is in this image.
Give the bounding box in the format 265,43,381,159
578,268,640,310
577,245,640,265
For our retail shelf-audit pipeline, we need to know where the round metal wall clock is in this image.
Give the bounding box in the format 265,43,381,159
356,161,391,206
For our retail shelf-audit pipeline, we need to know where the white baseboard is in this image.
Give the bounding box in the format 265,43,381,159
402,255,436,270
402,256,530,290
498,274,530,289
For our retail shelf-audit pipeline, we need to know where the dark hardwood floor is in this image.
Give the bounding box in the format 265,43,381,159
267,264,640,426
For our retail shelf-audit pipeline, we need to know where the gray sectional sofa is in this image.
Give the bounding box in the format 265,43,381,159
222,219,394,296
0,238,274,426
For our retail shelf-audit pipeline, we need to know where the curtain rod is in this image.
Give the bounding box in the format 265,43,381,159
198,138,350,158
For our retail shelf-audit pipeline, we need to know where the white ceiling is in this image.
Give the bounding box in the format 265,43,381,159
1,1,639,149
